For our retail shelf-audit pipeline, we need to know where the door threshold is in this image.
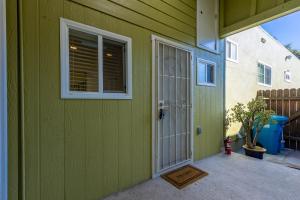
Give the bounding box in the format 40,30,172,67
152,159,192,178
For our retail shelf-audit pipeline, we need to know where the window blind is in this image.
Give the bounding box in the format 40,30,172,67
103,38,126,93
69,29,99,92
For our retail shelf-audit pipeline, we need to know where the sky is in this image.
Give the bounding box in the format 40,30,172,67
262,11,300,50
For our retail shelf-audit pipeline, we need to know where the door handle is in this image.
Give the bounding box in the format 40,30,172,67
159,108,165,120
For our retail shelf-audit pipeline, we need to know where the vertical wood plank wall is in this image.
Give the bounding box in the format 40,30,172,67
194,47,225,160
258,89,300,150
7,0,225,199
7,0,19,199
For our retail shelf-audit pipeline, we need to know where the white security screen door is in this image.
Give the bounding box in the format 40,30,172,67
153,37,192,174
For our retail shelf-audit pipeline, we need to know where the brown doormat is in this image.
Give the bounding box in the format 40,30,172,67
161,165,208,189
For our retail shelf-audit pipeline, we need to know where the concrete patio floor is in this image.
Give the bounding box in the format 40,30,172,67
264,149,300,168
105,153,300,200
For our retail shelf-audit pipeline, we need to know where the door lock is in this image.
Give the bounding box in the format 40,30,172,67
159,108,165,120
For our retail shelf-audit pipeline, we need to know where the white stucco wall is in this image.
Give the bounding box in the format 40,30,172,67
226,26,300,136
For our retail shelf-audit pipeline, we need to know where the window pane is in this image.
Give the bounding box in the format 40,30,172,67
284,70,291,81
265,67,271,85
231,43,237,60
206,64,215,84
69,29,99,92
197,62,206,84
258,63,264,74
257,63,264,83
103,38,126,93
258,74,264,83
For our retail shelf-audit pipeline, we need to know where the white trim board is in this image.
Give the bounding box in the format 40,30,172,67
0,0,8,199
151,34,194,178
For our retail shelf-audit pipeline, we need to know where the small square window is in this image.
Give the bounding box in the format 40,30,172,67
197,58,216,86
60,18,132,99
284,70,291,82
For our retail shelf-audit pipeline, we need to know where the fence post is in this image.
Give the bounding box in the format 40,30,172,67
297,89,300,150
271,89,277,113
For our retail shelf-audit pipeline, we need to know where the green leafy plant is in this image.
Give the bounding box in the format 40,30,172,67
224,109,231,132
228,97,274,149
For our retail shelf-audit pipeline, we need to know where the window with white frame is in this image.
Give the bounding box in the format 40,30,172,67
60,18,132,99
197,58,216,86
284,70,291,82
257,62,272,86
226,40,238,62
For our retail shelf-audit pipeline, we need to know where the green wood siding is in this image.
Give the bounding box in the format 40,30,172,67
193,47,225,160
71,0,196,45
7,0,19,199
220,0,300,37
7,0,224,199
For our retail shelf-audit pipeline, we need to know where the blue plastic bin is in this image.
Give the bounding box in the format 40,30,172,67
254,115,288,155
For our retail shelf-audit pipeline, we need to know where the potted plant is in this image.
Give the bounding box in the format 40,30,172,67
228,97,274,159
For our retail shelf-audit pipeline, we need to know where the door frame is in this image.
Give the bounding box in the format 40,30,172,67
151,35,194,178
0,0,8,199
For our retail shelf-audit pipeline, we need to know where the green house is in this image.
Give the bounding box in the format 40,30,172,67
0,0,299,199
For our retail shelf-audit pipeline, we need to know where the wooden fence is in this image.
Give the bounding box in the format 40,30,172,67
257,89,300,150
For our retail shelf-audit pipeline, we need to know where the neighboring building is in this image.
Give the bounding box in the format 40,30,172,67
226,26,300,136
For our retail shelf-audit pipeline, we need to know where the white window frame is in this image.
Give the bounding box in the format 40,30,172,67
226,39,238,63
0,0,7,199
284,70,292,83
196,58,217,87
60,18,132,99
257,61,272,87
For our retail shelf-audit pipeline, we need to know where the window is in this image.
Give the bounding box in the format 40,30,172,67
197,58,216,86
60,18,132,99
284,70,291,82
257,62,272,86
226,39,238,62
